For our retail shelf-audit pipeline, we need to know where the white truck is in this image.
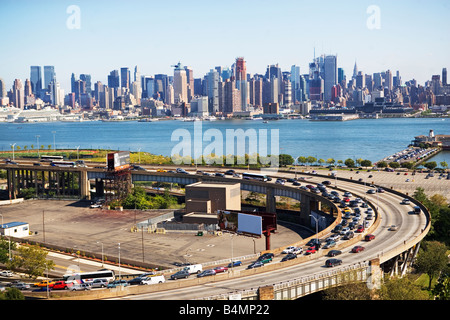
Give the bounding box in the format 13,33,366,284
140,275,166,285
183,264,203,274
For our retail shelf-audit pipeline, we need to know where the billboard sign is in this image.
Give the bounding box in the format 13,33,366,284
107,151,130,171
218,210,274,238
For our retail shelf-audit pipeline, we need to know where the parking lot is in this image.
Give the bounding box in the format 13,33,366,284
0,199,310,270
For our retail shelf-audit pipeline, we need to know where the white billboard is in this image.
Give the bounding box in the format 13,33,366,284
237,213,262,237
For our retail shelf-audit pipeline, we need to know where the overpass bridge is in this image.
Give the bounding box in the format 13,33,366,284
0,163,430,300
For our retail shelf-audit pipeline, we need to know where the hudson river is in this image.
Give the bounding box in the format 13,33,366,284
0,117,448,163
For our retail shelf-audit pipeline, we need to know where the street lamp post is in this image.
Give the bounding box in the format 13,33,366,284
309,214,325,247
118,243,121,280
10,143,16,160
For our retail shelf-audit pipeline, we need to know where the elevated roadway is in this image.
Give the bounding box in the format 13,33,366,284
0,161,430,300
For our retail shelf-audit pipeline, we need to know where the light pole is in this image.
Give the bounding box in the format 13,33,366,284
52,131,56,151
118,243,121,280
309,214,325,247
10,143,16,160
36,135,40,159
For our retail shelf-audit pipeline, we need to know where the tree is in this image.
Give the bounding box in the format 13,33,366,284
306,156,317,166
344,158,355,168
424,161,437,170
326,158,335,166
440,161,448,169
377,161,387,168
389,162,400,169
0,238,17,264
432,273,450,300
415,241,449,290
279,154,294,167
379,276,430,300
318,159,325,166
297,156,307,165
0,287,25,300
8,245,55,279
360,159,372,167
322,282,373,300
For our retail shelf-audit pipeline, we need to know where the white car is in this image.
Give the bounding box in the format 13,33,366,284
0,271,13,277
401,199,410,205
389,225,398,231
340,227,350,235
344,192,353,197
282,246,296,254
292,247,303,255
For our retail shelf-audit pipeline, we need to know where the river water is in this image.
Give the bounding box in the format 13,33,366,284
0,117,448,163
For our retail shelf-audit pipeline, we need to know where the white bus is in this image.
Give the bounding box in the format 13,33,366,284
40,155,64,162
63,269,115,284
51,161,76,168
242,172,269,182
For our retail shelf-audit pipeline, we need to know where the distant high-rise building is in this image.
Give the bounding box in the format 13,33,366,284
71,73,77,94
121,67,130,89
12,79,24,109
291,65,301,103
356,71,365,89
442,68,447,85
324,55,337,101
184,66,194,102
108,70,120,89
173,62,187,104
338,68,345,84
0,78,6,98
30,66,42,96
207,69,219,113
353,61,358,79
24,79,32,97
44,66,55,90
80,74,92,95
236,57,248,111
385,70,393,91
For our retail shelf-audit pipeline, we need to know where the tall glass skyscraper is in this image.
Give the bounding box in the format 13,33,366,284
44,66,55,90
324,55,337,102
30,66,42,96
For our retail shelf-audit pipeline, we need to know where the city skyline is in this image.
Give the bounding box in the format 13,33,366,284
0,0,449,91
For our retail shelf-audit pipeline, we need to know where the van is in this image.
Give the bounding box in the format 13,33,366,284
183,264,203,274
140,275,165,285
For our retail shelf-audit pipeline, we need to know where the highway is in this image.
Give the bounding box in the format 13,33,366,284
0,160,429,299
108,168,428,300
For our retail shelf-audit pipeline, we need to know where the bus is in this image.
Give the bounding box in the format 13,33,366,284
40,155,64,162
51,161,76,168
63,269,115,284
242,172,269,182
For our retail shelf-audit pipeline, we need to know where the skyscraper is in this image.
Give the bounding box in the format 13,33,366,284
108,70,120,89
12,79,24,109
0,78,6,98
324,55,337,101
443,68,447,86
385,70,393,91
207,69,219,113
235,57,248,111
30,66,42,96
44,66,55,90
291,65,301,103
121,67,130,89
173,62,187,104
80,74,92,95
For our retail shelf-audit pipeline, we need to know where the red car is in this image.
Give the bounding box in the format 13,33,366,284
214,266,228,273
356,225,365,233
365,234,375,241
352,246,365,253
52,281,71,290
305,246,317,255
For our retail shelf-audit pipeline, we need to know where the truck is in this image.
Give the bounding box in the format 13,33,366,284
140,275,165,285
183,264,203,274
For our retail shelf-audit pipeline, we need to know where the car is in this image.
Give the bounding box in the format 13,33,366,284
327,234,340,242
197,269,216,278
213,266,228,273
367,189,376,194
305,246,317,255
365,234,376,241
352,246,365,253
343,192,352,197
323,241,336,249
342,231,354,240
0,270,13,277
224,169,235,175
356,225,365,233
389,225,398,231
215,172,225,177
325,259,342,267
282,246,296,254
292,247,303,255
170,270,190,280
258,253,274,261
401,198,410,205
322,180,331,186
34,280,55,288
327,250,342,257
176,168,188,174
157,169,167,172
365,214,373,220
340,227,350,235
10,282,31,290
52,281,71,290
227,261,242,268
71,283,92,291
275,178,285,185
376,188,385,193
332,225,343,233
247,261,264,269
90,203,102,208
107,280,128,288
306,238,321,247
91,279,109,288
281,253,297,262
293,181,301,186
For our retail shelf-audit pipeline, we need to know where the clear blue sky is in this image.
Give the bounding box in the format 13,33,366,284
0,0,449,91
